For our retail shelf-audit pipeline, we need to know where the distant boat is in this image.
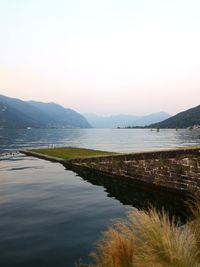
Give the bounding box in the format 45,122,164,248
27,127,32,130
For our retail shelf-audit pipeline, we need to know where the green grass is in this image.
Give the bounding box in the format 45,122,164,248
30,147,116,160
180,146,200,149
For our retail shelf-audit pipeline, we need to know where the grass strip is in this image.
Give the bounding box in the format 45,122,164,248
30,147,116,160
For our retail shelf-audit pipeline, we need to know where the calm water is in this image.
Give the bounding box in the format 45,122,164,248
1,128,200,153
0,128,200,267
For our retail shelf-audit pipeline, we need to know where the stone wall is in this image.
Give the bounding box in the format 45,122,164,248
69,148,200,195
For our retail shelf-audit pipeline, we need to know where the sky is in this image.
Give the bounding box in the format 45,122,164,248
0,0,200,116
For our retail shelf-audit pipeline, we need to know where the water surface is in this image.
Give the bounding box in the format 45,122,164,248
1,128,200,153
0,128,200,266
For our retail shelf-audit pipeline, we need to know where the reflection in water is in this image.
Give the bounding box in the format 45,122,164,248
68,167,191,223
0,155,131,267
0,128,199,267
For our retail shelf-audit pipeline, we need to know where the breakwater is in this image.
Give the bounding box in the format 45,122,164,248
68,148,200,195
21,147,200,195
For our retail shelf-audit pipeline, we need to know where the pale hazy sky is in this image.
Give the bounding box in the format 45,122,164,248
0,0,200,115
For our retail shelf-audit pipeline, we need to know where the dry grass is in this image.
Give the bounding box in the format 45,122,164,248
130,209,199,267
90,226,135,267
188,198,200,253
78,201,200,267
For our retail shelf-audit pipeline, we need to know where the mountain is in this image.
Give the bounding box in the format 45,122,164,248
133,112,171,127
0,102,36,128
84,112,171,128
0,95,91,129
28,101,91,128
84,113,139,128
149,105,200,128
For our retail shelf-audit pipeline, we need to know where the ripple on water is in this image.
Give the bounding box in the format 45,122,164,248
0,129,199,267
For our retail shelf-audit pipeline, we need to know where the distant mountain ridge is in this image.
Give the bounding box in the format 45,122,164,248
84,112,171,128
149,105,200,128
0,95,91,129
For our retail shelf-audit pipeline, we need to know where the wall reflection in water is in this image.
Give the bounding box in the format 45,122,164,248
68,167,191,223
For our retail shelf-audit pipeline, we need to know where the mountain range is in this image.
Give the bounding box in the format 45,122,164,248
0,95,91,129
1,94,199,129
84,112,171,128
150,104,200,128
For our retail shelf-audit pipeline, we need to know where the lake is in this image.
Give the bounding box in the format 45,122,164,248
1,128,200,153
0,128,200,266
